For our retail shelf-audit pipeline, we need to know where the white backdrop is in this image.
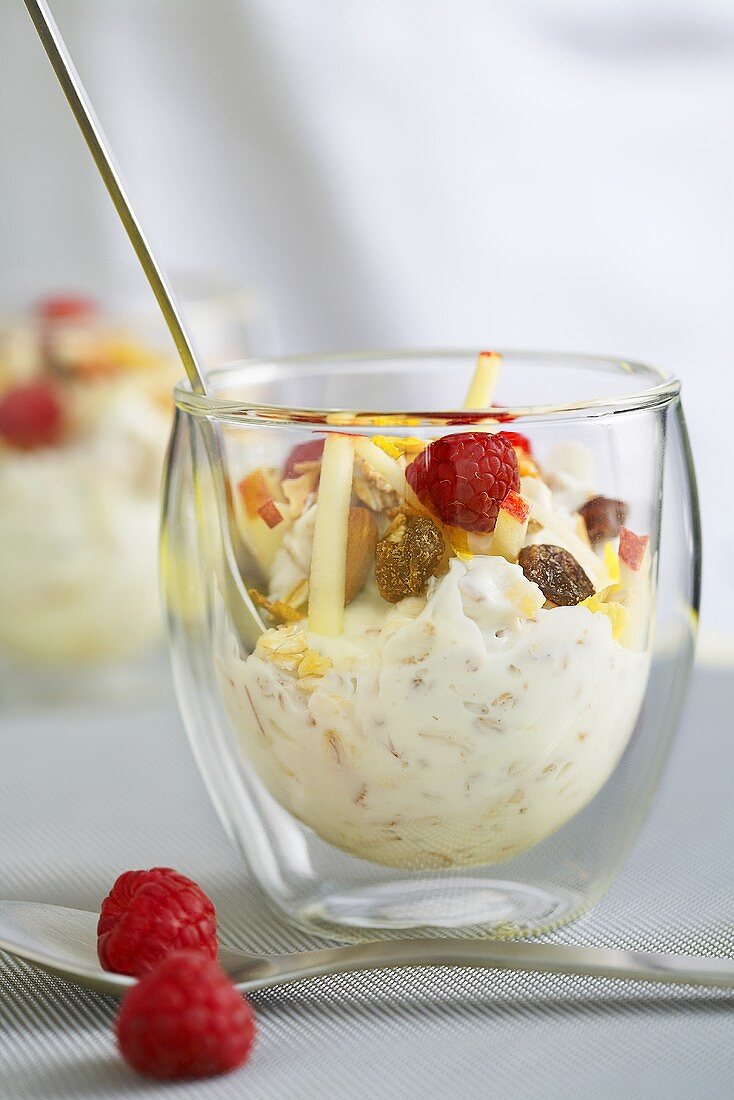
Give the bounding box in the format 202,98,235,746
1,0,732,651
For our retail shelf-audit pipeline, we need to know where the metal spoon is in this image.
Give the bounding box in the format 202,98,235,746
23,0,265,648
2,901,734,997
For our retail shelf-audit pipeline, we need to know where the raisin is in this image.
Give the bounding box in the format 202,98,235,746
579,496,627,543
375,514,444,603
518,544,594,606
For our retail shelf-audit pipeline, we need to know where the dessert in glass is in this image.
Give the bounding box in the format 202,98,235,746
163,351,699,937
0,295,177,702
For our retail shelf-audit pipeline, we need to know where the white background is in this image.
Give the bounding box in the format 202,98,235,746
0,0,731,650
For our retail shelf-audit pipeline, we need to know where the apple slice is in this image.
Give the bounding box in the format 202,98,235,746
236,468,289,571
463,350,501,410
308,434,355,636
610,527,652,650
352,436,406,495
490,490,531,562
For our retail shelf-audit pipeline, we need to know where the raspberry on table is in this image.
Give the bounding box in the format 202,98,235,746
0,381,64,450
116,951,256,1079
406,431,519,533
97,867,217,977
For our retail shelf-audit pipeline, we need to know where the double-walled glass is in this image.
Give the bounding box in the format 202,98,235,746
162,352,699,939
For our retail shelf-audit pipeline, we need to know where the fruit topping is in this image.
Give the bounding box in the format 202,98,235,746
405,431,519,533
490,490,531,562
499,430,533,456
463,350,501,409
375,513,444,603
97,867,217,977
115,951,255,1079
0,380,64,450
282,438,324,480
36,294,97,322
345,506,378,604
579,495,627,544
257,498,284,528
308,434,355,636
518,544,595,606
619,527,649,574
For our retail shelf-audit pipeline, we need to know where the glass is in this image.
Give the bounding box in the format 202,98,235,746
162,351,700,939
0,276,267,709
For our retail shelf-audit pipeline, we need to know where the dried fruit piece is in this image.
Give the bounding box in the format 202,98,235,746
375,514,444,603
344,507,378,604
518,544,594,606
579,495,627,543
405,431,519,533
257,498,284,528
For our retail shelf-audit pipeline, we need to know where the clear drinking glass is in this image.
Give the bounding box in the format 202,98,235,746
162,351,700,939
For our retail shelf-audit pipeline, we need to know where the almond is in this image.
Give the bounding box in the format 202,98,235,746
344,506,378,605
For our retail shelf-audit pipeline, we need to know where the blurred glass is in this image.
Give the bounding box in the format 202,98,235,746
0,273,267,709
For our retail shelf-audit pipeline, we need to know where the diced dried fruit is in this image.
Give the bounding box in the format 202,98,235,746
579,495,627,543
518,544,595,606
581,591,628,640
257,498,285,528
375,514,444,603
344,507,378,604
405,431,519,533
619,527,649,574
371,435,426,459
282,438,325,479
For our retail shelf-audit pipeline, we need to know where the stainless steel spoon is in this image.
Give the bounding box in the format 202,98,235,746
2,901,734,998
23,0,265,648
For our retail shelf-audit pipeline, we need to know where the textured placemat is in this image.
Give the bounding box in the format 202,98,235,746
2,668,733,1100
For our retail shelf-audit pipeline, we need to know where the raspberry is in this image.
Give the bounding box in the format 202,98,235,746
97,868,217,977
282,438,324,479
116,951,255,1079
36,294,97,321
0,381,64,450
406,431,519,533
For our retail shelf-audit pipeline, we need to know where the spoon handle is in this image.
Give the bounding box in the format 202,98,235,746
23,0,206,395
227,938,734,993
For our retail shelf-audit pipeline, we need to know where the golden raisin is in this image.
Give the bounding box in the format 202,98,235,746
375,514,444,603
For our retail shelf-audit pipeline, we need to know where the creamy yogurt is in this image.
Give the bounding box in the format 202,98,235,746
218,555,650,869
0,385,170,663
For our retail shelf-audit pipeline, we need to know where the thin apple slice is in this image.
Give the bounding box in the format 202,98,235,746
308,434,355,636
352,436,406,495
463,350,501,410
490,490,530,562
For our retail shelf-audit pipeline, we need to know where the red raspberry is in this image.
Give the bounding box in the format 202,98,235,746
36,294,97,321
406,431,519,533
0,381,64,450
116,951,255,1079
97,868,217,977
282,437,324,479
499,430,533,456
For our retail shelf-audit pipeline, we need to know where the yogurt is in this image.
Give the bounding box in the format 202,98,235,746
218,554,649,868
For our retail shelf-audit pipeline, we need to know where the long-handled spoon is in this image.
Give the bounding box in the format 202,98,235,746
1,901,734,997
23,0,265,646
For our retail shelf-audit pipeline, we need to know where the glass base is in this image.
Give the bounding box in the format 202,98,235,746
294,877,583,939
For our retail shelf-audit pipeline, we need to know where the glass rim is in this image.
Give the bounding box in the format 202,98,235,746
173,348,681,426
